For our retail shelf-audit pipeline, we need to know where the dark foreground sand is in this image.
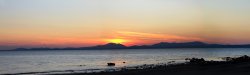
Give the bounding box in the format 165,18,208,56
53,55,250,75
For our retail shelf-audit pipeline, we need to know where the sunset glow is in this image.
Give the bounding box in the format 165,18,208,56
1,1,250,75
106,39,128,44
1,0,250,50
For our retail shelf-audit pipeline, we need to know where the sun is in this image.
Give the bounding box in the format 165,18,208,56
107,39,127,44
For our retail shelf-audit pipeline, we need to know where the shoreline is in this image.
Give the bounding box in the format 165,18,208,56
53,55,250,75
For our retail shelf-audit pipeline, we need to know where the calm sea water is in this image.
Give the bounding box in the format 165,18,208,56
0,48,250,74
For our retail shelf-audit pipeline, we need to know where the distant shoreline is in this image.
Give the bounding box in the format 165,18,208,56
3,47,250,51
13,41,250,50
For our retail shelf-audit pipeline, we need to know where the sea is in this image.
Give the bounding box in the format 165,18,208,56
0,48,250,74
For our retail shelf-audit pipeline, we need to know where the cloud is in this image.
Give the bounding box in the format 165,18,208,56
116,31,205,43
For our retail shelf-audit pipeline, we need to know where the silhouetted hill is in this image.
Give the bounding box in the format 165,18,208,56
129,41,250,49
87,43,127,49
151,41,207,48
14,41,250,50
15,43,127,50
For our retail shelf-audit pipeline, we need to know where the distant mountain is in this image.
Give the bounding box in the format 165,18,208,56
129,41,250,49
14,41,250,50
87,43,127,49
15,43,127,50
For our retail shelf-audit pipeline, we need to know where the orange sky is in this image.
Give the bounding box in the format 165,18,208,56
1,0,250,50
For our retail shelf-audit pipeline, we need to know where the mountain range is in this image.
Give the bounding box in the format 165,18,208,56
14,41,250,50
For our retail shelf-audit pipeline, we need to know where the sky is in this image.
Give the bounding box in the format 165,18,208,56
0,0,250,50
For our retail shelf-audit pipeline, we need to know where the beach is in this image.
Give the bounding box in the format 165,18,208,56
53,55,250,75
